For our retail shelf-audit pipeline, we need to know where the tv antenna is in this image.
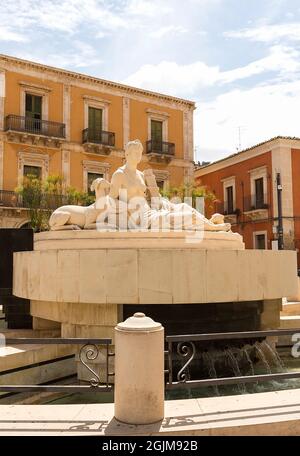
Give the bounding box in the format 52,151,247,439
236,126,246,151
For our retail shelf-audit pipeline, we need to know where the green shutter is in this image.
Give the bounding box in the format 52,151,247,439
151,120,163,143
25,94,42,120
88,107,102,132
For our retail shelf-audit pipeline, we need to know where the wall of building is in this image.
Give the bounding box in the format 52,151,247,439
0,55,194,228
5,70,64,122
292,148,300,266
197,151,273,249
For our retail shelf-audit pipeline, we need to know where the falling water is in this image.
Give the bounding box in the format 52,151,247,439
254,342,272,374
241,346,255,376
261,340,285,372
224,348,247,394
202,351,220,396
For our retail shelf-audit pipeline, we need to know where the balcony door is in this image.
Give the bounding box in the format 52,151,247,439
151,120,163,152
255,177,264,209
25,94,42,133
88,107,103,143
226,185,234,214
23,165,42,179
88,172,103,195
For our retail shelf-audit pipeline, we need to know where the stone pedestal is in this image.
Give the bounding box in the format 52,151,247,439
114,312,164,425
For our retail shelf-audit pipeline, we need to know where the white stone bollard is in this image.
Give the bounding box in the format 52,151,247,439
114,312,164,425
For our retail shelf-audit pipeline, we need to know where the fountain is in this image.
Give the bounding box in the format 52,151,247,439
10,140,299,393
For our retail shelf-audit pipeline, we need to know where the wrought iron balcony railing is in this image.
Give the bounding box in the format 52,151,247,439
214,201,239,216
82,128,115,146
5,115,66,138
146,139,175,156
0,190,71,210
244,195,269,212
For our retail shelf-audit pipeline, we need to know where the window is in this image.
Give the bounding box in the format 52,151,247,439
222,177,236,215
255,233,267,249
23,165,42,179
255,177,264,209
88,172,103,195
89,107,102,131
25,94,42,132
156,180,164,191
151,120,163,150
256,234,266,249
226,186,234,214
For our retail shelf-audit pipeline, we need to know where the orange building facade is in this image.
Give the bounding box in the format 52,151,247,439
195,136,300,266
0,54,195,227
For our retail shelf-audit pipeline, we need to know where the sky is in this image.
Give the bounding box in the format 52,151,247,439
1,0,300,163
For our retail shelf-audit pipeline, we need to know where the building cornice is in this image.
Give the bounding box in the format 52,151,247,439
0,54,195,110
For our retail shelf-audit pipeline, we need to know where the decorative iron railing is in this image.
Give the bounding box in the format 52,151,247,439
82,128,115,147
214,201,240,216
165,328,300,389
146,140,175,156
0,190,73,210
243,195,269,211
5,115,65,138
0,338,114,393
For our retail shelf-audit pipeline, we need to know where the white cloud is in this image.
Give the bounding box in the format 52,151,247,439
124,61,220,96
124,45,300,96
225,22,300,43
0,0,175,38
126,0,172,17
150,25,188,39
18,41,103,70
197,80,300,162
0,26,28,43
220,45,300,83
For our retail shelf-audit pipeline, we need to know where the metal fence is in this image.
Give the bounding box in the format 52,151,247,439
5,115,66,139
146,140,175,156
0,338,114,393
0,190,80,210
165,328,300,389
82,128,115,146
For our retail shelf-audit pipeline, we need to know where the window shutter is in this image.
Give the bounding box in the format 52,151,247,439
151,120,163,143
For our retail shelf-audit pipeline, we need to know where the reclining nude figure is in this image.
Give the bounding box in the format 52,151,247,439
49,139,231,232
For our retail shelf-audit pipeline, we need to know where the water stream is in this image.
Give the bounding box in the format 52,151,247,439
202,351,220,396
254,342,272,374
261,340,285,372
224,348,247,394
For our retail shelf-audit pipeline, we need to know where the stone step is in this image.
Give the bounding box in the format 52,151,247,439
0,343,76,372
0,328,60,338
281,302,300,316
0,327,77,389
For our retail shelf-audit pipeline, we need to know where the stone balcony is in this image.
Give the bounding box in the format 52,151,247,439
146,140,175,164
82,128,115,156
243,196,269,220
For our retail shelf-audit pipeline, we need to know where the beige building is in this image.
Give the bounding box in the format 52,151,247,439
0,54,195,228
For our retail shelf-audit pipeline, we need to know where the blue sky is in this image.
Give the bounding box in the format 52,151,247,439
1,0,300,162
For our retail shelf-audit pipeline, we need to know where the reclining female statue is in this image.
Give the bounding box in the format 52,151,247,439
49,139,231,232
105,140,230,232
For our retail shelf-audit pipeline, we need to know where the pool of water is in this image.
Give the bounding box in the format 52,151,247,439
43,348,300,405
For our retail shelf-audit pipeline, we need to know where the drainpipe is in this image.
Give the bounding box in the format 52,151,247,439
276,173,284,250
